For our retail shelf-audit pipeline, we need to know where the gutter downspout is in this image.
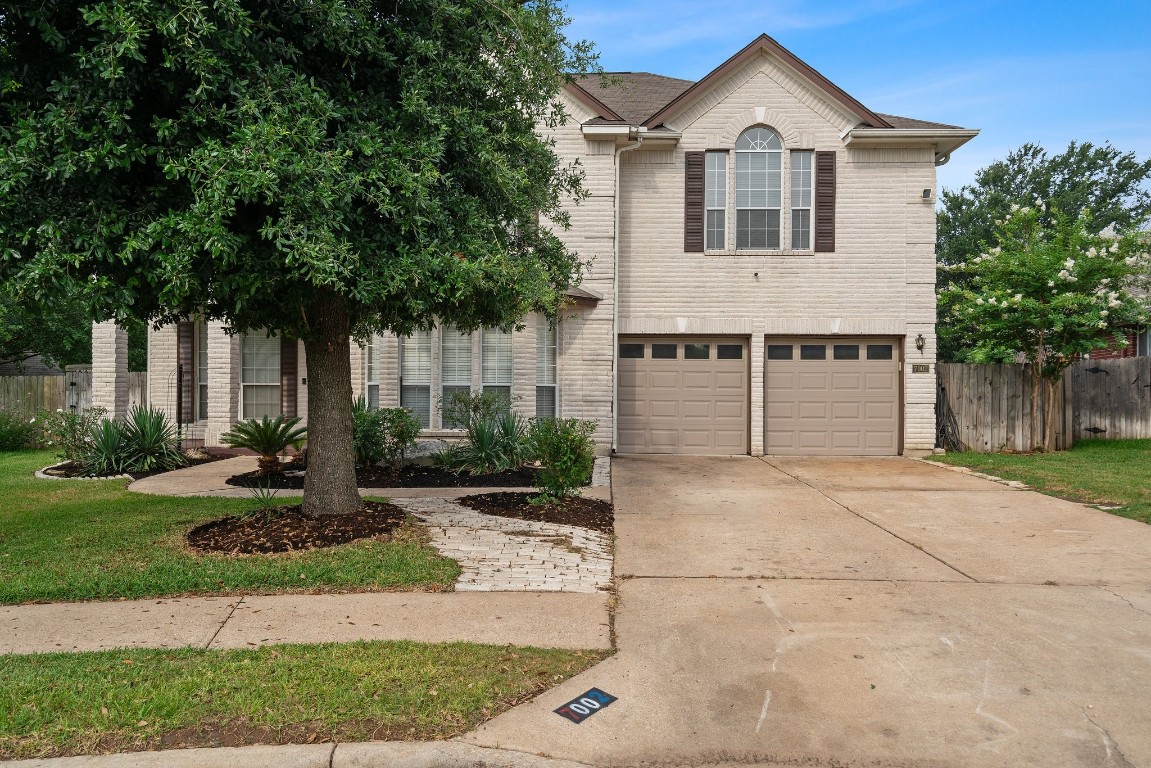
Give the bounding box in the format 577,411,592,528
612,131,644,453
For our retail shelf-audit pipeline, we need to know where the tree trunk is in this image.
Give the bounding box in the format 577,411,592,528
1029,365,1042,451
1043,377,1060,452
302,292,361,517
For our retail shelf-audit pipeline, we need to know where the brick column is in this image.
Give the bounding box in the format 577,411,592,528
91,321,129,420
205,321,240,446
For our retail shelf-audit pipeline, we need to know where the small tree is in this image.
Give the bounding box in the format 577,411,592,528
940,204,1149,450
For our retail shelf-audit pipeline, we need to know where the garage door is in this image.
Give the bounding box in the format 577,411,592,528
618,337,748,454
765,337,900,455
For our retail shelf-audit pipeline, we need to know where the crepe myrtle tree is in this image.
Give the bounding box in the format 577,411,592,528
0,1,596,516
940,203,1149,451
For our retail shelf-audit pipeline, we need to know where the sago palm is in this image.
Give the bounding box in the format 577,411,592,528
220,415,307,475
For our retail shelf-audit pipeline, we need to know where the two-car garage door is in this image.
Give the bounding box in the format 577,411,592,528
617,335,900,456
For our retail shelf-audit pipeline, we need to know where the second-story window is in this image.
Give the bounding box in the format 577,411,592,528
791,150,813,250
735,126,782,250
705,151,727,250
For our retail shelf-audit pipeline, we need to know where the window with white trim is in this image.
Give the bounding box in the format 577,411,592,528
735,127,782,250
400,330,432,428
440,326,473,428
240,332,280,420
536,316,558,418
791,150,813,250
705,152,727,250
481,327,513,404
196,322,208,420
365,335,381,409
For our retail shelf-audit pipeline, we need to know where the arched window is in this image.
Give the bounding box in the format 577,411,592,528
734,126,783,250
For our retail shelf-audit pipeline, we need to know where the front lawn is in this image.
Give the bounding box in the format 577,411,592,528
0,640,606,760
927,439,1151,524
0,451,460,604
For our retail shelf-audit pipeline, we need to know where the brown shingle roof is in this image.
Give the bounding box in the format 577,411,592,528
572,73,694,126
874,113,965,130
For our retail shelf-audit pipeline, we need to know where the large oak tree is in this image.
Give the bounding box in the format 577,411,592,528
0,1,595,515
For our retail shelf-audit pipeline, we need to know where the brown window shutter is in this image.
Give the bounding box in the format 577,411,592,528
814,151,836,253
684,151,705,252
176,322,194,423
280,337,298,418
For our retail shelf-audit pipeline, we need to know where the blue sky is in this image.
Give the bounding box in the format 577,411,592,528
561,0,1151,194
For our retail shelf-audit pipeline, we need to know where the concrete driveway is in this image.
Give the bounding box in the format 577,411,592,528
465,455,1151,767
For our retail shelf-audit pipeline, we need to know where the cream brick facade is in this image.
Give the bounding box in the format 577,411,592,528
114,35,974,456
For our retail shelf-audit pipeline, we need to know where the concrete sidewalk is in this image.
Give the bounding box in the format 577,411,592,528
1,591,611,655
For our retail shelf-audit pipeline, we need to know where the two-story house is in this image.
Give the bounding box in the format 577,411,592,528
91,34,977,456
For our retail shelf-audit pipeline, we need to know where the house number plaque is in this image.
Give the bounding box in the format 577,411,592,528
912,364,930,373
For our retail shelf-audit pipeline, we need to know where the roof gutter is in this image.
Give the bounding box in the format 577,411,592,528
612,132,644,453
843,127,980,165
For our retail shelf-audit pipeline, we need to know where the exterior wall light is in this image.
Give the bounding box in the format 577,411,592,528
915,333,926,352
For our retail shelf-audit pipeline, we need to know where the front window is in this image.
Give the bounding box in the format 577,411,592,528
196,322,208,420
791,150,813,250
735,127,782,250
400,330,432,427
365,335,381,409
441,326,473,428
705,152,727,250
536,317,558,417
481,328,513,404
241,332,280,420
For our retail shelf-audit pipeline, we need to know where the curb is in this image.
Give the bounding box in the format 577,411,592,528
3,741,596,768
34,462,132,482
911,457,1030,490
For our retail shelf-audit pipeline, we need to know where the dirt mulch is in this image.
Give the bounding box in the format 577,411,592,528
41,452,226,481
185,501,405,555
457,492,614,534
226,463,542,489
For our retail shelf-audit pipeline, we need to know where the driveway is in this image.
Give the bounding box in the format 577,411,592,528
465,455,1151,767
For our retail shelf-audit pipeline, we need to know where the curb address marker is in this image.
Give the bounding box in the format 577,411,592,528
554,688,617,724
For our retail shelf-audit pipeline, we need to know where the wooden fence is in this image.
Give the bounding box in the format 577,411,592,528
0,367,147,418
937,357,1151,452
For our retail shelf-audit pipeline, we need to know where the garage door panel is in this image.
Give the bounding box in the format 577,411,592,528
766,336,899,456
617,337,748,455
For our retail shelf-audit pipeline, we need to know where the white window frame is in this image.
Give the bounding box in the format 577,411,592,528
790,150,813,251
535,316,558,418
735,126,783,251
195,321,208,421
705,151,727,251
399,330,432,428
440,326,473,429
481,327,513,404
365,335,381,409
240,331,281,421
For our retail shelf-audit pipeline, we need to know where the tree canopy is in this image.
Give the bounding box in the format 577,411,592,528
0,0,597,514
937,141,1151,361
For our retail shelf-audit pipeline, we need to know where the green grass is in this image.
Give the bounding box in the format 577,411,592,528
0,640,607,760
926,439,1151,524
0,451,460,604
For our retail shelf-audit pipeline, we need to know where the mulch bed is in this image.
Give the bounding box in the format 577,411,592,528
41,452,227,481
457,492,614,534
185,501,405,555
226,463,542,489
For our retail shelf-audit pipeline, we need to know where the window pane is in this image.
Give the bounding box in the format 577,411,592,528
196,323,208,420
242,385,280,420
735,127,782,151
401,385,431,428
737,209,767,250
791,150,812,208
619,344,644,359
765,210,781,249
833,344,859,360
801,344,826,360
867,344,894,360
367,383,380,410
767,344,793,360
482,385,511,405
241,333,280,385
536,385,557,418
536,316,557,385
705,210,725,250
400,330,431,383
441,326,472,386
684,343,710,360
792,209,811,250
717,344,743,360
705,152,727,209
482,328,513,385
651,343,677,359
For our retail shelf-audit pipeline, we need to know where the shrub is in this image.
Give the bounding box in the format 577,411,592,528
456,410,530,475
528,418,597,501
82,419,128,476
440,389,512,431
429,441,464,469
121,406,186,472
353,398,422,469
221,415,307,475
0,410,37,451
36,407,107,463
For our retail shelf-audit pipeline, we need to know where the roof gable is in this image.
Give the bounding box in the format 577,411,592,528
643,34,892,130
568,73,694,126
